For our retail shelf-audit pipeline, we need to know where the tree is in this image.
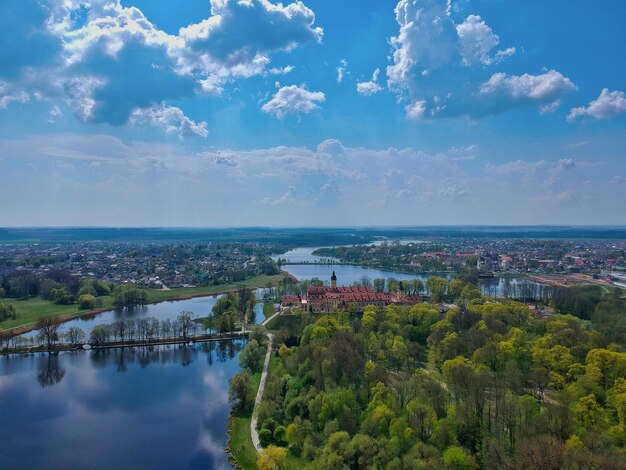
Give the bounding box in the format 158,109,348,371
36,316,62,350
240,339,264,372
65,326,85,345
78,294,97,310
176,311,195,339
90,324,110,345
373,278,385,293
428,277,448,304
0,300,17,322
442,445,476,470
229,370,252,410
111,320,127,342
258,445,288,470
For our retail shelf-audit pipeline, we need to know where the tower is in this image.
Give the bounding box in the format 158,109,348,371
331,271,337,288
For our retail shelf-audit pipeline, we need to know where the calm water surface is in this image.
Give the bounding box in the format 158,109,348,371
0,341,243,470
277,248,537,297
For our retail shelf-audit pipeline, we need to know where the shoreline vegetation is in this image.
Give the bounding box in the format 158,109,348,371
0,273,287,336
227,279,626,469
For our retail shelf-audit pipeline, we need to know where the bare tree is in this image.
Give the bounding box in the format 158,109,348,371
65,327,85,345
176,311,195,339
37,316,63,350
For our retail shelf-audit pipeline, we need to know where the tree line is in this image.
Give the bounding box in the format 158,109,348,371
230,278,626,469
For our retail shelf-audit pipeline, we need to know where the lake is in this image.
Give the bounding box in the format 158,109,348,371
2,294,267,470
276,248,539,297
0,340,244,470
20,294,267,341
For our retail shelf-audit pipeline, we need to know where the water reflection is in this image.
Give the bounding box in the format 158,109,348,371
0,341,245,470
37,353,65,388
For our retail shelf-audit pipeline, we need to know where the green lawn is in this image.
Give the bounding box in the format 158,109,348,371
229,370,262,470
262,301,276,320
0,296,116,331
0,274,286,333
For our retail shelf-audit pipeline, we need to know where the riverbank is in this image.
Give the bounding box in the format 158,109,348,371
0,274,286,337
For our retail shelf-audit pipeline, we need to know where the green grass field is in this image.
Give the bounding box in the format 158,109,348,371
229,370,262,470
0,274,285,333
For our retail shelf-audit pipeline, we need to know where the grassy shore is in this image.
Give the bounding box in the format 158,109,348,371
229,370,262,470
0,274,286,334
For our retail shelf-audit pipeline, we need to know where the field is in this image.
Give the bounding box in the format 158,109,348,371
0,274,285,334
229,369,263,470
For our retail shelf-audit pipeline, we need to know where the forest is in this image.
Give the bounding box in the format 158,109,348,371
231,281,626,469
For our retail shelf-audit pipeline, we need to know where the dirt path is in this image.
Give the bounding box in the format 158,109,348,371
250,330,274,451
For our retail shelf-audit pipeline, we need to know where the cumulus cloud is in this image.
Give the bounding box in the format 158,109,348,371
387,0,457,92
129,104,208,138
356,68,383,96
456,15,515,66
567,88,626,122
384,0,572,119
261,84,325,118
476,70,575,114
179,0,322,75
479,70,575,102
405,100,427,120
0,0,323,133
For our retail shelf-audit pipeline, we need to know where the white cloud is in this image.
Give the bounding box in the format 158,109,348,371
267,65,294,75
178,0,322,78
261,84,325,119
317,139,345,157
1,0,323,133
0,82,29,108
48,104,63,123
387,0,456,93
456,15,514,66
567,88,626,122
337,59,348,83
479,70,575,106
261,185,297,205
405,100,427,120
129,104,208,138
356,68,383,96
384,0,575,119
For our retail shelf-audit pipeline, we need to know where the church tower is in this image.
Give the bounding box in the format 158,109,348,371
331,271,337,288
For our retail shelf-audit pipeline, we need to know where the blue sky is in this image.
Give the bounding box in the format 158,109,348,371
0,0,624,226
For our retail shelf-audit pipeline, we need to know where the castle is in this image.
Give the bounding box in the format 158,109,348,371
281,271,422,313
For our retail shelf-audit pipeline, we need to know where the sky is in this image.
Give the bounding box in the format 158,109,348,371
0,0,625,227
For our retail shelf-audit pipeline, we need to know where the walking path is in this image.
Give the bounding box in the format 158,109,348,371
250,309,280,451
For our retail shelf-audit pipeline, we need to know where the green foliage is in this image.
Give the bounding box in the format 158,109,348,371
239,339,265,373
0,300,17,322
241,287,626,469
78,294,97,310
229,370,252,410
113,286,148,307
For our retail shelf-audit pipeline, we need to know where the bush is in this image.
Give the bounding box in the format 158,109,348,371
78,294,97,310
259,428,273,447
